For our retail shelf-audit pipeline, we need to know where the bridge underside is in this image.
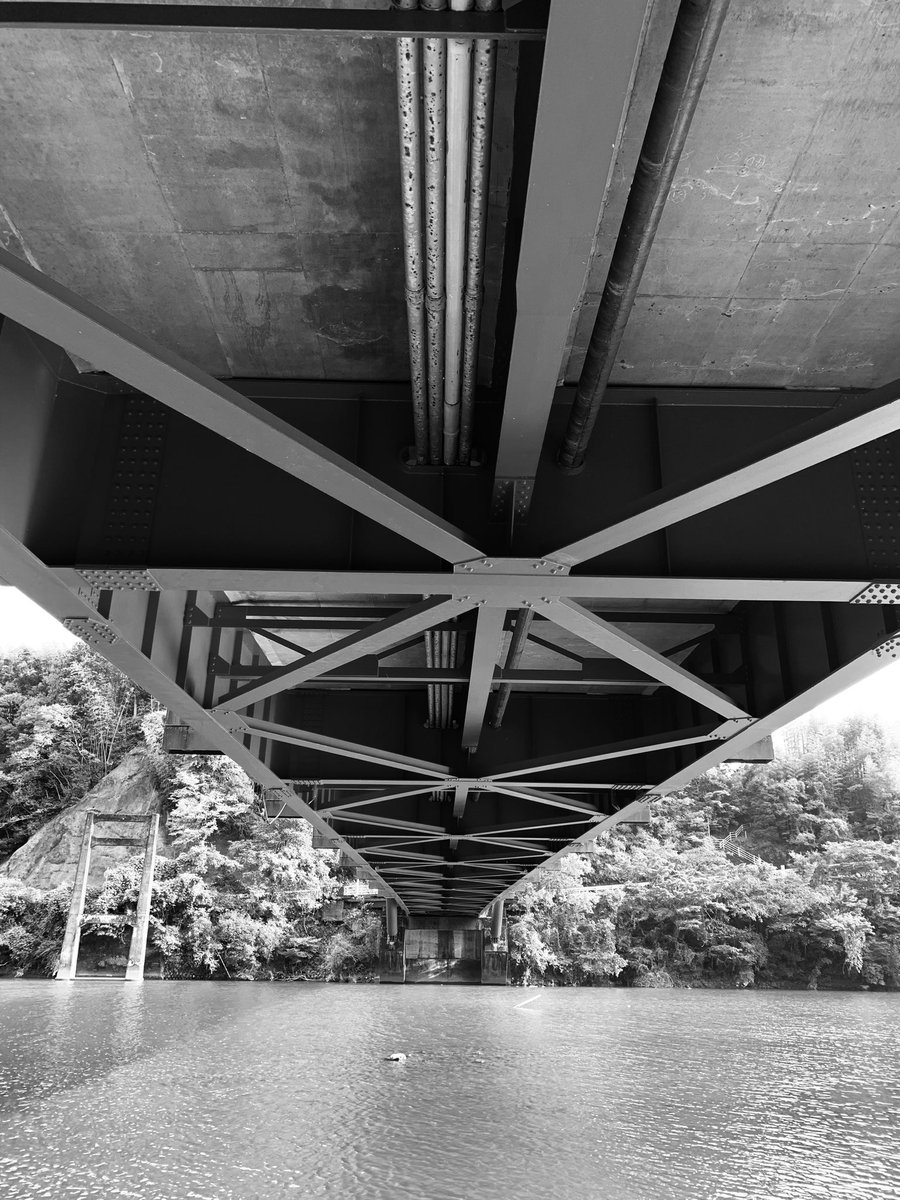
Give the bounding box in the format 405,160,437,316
1,1,900,920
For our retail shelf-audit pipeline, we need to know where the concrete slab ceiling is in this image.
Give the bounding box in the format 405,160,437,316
0,9,515,381
567,0,900,392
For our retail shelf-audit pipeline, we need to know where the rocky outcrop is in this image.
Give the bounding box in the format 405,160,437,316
0,751,166,890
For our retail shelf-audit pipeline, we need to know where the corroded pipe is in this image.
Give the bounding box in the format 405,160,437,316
558,0,731,470
459,0,499,465
425,629,436,727
442,0,474,465
439,628,450,728
448,627,458,727
396,32,429,464
422,6,447,463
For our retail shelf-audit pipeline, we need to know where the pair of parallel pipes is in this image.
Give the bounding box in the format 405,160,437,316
425,626,458,729
396,0,499,465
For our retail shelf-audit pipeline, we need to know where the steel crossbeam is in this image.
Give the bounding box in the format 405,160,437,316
533,598,748,720
214,596,474,711
57,567,880,605
0,250,482,566
316,785,449,816
0,2,549,39
485,725,724,781
551,376,900,567
3,5,900,922
461,606,508,751
233,715,451,778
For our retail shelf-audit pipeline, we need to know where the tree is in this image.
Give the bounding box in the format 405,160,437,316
0,644,154,859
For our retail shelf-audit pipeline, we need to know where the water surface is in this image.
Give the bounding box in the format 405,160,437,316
1,982,898,1199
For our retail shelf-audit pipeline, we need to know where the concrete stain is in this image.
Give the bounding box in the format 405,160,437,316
205,141,281,171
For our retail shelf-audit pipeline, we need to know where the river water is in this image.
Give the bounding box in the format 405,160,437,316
1,982,898,1200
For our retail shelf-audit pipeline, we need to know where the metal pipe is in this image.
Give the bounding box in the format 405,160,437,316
448,628,458,726
442,0,474,465
440,628,450,727
434,632,441,729
396,31,429,464
488,606,532,728
425,629,436,727
459,0,499,465
558,0,731,470
422,1,447,463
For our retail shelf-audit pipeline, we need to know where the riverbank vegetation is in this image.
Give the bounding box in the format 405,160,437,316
1,646,899,988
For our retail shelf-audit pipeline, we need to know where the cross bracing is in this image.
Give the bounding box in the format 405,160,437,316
2,1,900,918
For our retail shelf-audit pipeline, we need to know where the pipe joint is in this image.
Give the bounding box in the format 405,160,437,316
426,293,446,314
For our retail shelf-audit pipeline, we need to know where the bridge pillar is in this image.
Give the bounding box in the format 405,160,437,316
489,899,504,944
379,899,406,983
481,901,509,985
386,897,399,941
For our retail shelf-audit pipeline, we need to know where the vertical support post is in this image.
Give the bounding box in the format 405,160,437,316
379,898,406,983
56,810,95,981
490,897,504,945
482,898,509,984
125,813,159,981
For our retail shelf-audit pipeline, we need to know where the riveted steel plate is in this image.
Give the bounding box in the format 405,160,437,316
62,617,118,647
77,567,160,592
873,634,900,660
850,581,900,605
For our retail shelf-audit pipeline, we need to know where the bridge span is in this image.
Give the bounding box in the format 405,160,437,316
1,1,899,980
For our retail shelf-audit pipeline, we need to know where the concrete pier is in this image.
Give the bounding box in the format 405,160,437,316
481,900,509,984
379,912,510,984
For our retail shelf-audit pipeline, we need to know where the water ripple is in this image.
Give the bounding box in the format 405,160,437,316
1,983,899,1199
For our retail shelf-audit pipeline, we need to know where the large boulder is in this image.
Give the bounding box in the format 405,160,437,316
0,751,166,890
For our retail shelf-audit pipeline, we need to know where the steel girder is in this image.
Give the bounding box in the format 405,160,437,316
0,2,549,40
1,0,900,917
1,299,900,916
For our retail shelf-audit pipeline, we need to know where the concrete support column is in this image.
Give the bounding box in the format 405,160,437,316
379,900,406,984
386,897,399,942
56,810,94,981
125,813,159,982
490,898,504,945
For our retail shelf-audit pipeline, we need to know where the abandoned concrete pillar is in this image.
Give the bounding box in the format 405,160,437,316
125,813,159,982
56,810,95,981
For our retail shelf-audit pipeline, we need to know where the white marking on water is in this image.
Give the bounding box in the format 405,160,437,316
513,993,541,1011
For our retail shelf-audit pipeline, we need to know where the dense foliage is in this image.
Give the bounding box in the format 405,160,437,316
0,648,380,980
508,720,900,989
0,646,898,988
0,645,152,860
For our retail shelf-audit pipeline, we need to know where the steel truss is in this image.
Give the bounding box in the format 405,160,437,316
2,1,900,917
2,273,899,916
